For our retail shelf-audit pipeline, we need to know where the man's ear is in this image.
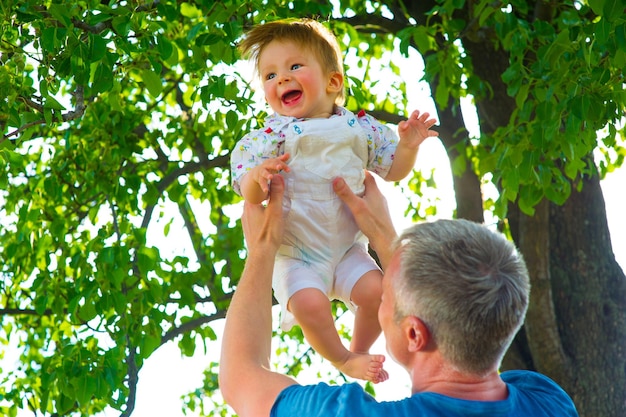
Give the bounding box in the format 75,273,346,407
327,71,344,94
403,316,431,352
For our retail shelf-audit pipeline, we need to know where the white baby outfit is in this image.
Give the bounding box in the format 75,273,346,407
231,107,398,330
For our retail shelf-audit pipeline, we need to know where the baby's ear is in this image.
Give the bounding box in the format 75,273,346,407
327,71,344,94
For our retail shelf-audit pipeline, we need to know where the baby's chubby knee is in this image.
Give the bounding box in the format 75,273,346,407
350,271,383,308
287,287,331,318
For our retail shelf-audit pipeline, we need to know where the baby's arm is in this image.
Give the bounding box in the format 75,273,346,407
239,154,290,204
384,110,438,181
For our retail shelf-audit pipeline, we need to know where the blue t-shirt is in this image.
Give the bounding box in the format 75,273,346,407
271,370,578,416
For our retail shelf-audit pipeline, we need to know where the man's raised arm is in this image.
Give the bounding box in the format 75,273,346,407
219,175,297,417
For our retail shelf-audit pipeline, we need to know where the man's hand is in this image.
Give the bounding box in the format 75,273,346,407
220,173,297,417
242,174,286,254
333,172,398,269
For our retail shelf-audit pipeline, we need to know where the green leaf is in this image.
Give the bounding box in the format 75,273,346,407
604,0,624,21
44,107,53,124
156,34,173,60
615,23,626,50
588,0,604,15
92,62,114,94
137,246,159,274
140,333,161,358
178,333,197,357
73,375,98,406
141,69,163,98
180,3,201,18
519,185,543,216
157,2,178,20
167,181,187,204
451,153,467,176
516,82,529,108
502,169,520,201
101,247,115,264
79,299,98,322
43,95,65,111
595,18,611,44
412,26,434,53
90,34,107,62
56,394,75,415
195,33,220,46
478,5,496,27
226,110,239,130
435,76,449,108
112,15,130,37
34,295,48,315
40,27,57,52
47,3,72,26
570,95,590,120
0,148,21,164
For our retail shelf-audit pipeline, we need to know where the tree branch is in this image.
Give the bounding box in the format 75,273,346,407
3,86,86,142
107,193,122,241
71,18,111,34
0,308,51,316
120,335,139,417
160,311,226,346
366,109,405,125
178,197,209,266
140,154,229,230
336,14,405,34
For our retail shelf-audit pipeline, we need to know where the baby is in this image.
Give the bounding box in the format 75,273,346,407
231,18,438,383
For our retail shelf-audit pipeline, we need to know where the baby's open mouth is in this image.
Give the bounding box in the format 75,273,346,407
281,90,302,104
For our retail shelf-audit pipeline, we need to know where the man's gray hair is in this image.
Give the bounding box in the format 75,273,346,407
395,219,530,375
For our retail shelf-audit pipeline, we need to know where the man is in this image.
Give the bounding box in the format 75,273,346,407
219,172,578,417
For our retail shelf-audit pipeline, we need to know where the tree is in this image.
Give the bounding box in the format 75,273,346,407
0,1,624,416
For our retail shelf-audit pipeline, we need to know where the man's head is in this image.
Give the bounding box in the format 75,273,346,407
389,219,530,375
238,18,345,116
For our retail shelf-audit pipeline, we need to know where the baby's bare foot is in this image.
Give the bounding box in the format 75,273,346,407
332,352,387,383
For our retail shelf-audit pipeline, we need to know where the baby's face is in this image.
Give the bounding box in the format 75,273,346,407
258,40,339,119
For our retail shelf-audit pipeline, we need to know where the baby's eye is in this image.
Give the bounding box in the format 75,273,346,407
291,64,302,70
265,73,276,80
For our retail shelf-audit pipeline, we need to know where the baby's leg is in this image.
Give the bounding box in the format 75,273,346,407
289,287,386,383
350,269,383,354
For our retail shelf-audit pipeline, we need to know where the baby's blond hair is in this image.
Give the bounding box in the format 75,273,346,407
238,18,345,105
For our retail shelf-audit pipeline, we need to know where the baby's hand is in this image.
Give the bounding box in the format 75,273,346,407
250,153,290,194
397,110,439,148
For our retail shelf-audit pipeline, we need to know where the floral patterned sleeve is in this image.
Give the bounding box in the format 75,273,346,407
230,128,284,196
356,110,399,180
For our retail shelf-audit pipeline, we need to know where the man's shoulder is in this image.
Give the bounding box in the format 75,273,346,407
272,383,377,416
501,369,562,388
502,370,578,416
277,382,367,399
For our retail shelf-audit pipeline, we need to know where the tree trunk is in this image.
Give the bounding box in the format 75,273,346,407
519,198,573,380
549,171,626,417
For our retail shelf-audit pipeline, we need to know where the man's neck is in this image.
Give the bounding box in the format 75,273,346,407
410,358,508,401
